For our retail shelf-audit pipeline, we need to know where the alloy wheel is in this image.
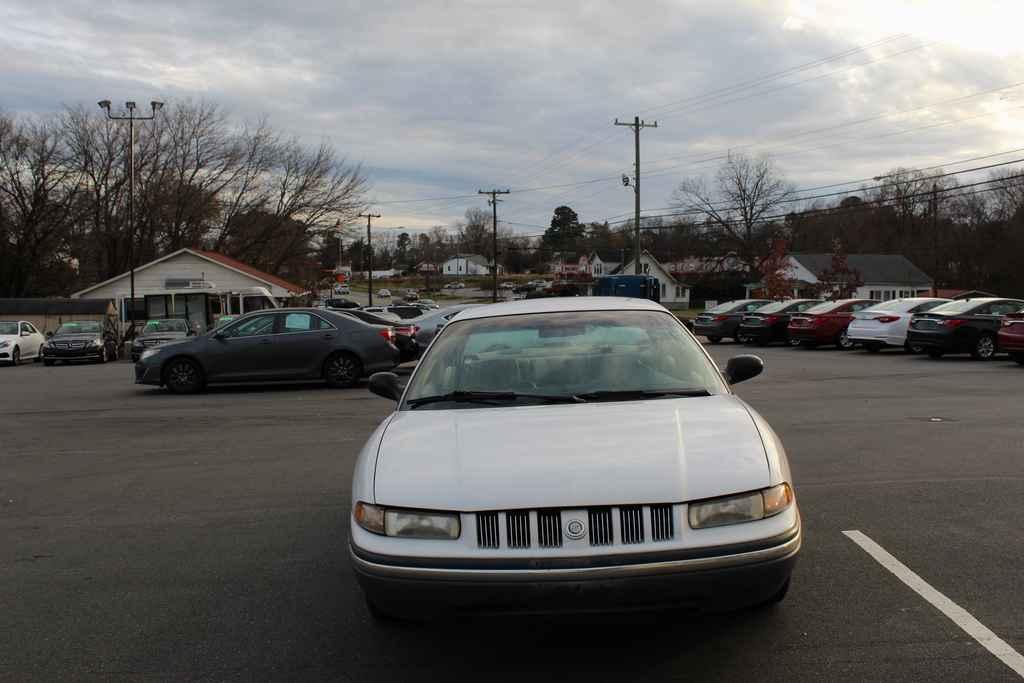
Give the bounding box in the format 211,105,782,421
167,360,201,393
838,331,854,349
326,354,360,388
975,335,995,360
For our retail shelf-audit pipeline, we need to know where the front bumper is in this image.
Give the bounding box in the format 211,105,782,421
351,523,800,617
41,346,104,360
847,324,902,347
134,361,163,385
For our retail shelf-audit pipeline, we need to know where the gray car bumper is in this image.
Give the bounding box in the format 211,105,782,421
351,524,800,617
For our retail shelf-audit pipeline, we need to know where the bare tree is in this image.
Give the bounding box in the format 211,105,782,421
671,153,794,274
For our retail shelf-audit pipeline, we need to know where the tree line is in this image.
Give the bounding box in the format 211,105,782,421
0,101,367,297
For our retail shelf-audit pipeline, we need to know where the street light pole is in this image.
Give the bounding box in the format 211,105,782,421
98,99,163,335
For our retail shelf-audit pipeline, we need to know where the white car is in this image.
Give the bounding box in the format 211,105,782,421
847,297,951,352
443,282,466,290
378,289,392,298
0,320,46,365
350,297,800,619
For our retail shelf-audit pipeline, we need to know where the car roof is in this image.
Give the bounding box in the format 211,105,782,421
454,296,666,321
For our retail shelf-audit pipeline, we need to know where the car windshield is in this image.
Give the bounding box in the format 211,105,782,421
55,321,101,335
404,310,725,408
928,300,989,315
803,301,845,315
0,322,18,335
142,319,188,334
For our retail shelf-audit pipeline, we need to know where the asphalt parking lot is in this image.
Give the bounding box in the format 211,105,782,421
2,345,1023,681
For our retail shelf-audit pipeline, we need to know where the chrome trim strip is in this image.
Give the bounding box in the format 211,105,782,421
351,524,800,582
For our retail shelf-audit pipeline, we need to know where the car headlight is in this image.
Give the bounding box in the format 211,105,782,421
0,340,9,349
688,483,794,529
354,502,460,539
139,348,160,362
90,338,103,347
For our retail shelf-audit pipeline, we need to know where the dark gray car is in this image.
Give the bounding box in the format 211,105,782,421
130,318,193,362
134,308,400,394
692,299,772,343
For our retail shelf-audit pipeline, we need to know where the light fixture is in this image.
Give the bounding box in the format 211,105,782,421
150,101,163,112
97,100,111,111
125,101,137,111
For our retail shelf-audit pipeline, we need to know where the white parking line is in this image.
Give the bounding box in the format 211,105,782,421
843,530,1024,679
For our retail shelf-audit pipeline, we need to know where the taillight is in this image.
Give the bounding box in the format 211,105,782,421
874,316,900,323
763,315,778,324
943,319,966,328
713,315,729,321
811,316,826,326
1001,318,1024,327
378,328,395,343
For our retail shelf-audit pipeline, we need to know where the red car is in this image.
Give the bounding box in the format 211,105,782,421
786,299,879,349
997,311,1024,365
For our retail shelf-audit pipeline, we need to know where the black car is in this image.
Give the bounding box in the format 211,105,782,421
325,298,360,309
134,308,400,393
42,320,119,365
907,298,1024,360
692,299,772,343
130,318,194,362
737,299,823,346
332,309,420,362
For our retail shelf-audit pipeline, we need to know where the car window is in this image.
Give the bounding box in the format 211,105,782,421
282,312,319,333
222,314,277,338
911,301,947,313
21,323,33,334
990,303,1019,315
745,302,767,311
929,300,986,315
850,302,873,312
406,310,726,405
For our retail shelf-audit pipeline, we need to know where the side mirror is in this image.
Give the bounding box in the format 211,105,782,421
45,331,53,339
724,354,764,385
368,372,403,402
213,331,226,341
21,331,31,337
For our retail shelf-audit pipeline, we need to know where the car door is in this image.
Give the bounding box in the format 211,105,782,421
20,322,43,358
206,313,279,380
273,311,336,378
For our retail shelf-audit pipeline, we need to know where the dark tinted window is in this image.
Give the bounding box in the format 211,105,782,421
910,300,948,313
850,301,875,312
222,314,276,338
929,300,988,316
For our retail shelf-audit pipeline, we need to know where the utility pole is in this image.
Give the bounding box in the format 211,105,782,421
615,116,657,274
478,189,510,302
98,99,163,336
358,212,381,305
931,183,939,296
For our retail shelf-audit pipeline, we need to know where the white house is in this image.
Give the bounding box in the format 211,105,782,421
72,247,305,330
744,253,933,301
442,254,502,276
614,251,690,307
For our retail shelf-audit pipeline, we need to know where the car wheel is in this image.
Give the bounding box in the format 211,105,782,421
10,346,20,366
837,330,855,350
904,342,924,354
707,336,722,344
865,342,882,353
787,337,802,348
1011,352,1024,366
926,349,944,359
970,334,996,360
163,358,205,394
324,352,362,388
736,333,750,344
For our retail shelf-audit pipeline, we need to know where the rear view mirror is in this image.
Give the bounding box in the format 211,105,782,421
368,372,403,402
724,355,764,385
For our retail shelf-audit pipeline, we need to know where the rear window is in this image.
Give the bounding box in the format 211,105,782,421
803,301,844,315
707,300,758,314
928,300,987,315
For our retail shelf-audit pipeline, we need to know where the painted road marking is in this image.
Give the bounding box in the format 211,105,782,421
843,529,1024,679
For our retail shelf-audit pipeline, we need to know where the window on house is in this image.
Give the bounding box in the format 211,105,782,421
870,290,881,300
675,286,682,298
661,283,666,297
643,263,650,274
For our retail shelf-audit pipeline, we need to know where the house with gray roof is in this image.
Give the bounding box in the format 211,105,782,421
746,253,933,300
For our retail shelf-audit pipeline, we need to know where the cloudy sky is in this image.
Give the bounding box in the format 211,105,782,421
3,0,1023,237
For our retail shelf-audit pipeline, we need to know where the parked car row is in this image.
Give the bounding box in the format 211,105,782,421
696,296,1024,363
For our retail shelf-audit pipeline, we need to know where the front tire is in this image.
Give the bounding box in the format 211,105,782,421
787,337,802,348
163,358,205,394
10,346,20,366
926,349,944,359
970,334,996,360
707,336,722,344
324,352,362,388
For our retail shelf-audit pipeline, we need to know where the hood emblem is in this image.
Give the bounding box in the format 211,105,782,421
565,518,586,540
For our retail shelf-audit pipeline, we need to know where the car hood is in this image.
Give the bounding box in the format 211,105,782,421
137,332,189,343
0,333,20,343
373,395,770,511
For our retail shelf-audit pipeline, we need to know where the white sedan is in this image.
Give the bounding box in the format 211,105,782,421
847,297,951,352
0,320,46,366
349,297,800,619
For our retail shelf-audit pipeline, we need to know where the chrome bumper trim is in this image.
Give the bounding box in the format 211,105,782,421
351,523,801,582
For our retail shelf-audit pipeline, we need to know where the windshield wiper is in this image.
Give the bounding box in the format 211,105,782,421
574,388,711,402
406,390,585,408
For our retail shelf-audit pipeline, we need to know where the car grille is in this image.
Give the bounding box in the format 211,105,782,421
475,504,677,550
51,341,87,349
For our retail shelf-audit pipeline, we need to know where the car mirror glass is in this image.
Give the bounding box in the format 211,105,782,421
368,372,403,402
724,354,764,385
